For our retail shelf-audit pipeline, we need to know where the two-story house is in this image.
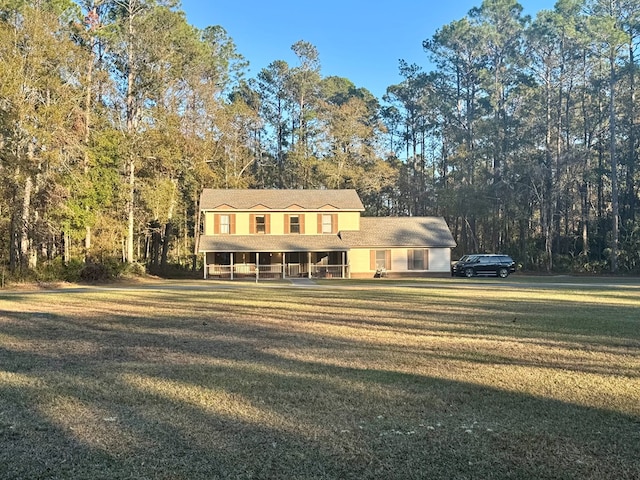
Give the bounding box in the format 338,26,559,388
197,189,456,279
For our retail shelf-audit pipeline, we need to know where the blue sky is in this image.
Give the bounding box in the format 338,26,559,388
180,1,557,99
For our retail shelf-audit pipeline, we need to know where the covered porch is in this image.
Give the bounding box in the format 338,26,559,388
199,235,350,280
204,251,348,280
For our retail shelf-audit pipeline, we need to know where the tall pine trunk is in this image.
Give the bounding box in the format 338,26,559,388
20,175,33,271
609,54,619,272
160,179,177,268
125,4,136,264
626,34,637,222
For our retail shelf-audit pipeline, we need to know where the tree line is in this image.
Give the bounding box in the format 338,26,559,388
1,0,638,279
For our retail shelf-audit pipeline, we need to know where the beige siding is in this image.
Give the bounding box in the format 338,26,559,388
338,211,360,231
203,212,215,236
268,213,282,234
349,249,374,274
390,250,405,272
427,248,451,271
349,247,451,274
216,211,359,235
234,212,252,235
350,248,401,274
205,210,361,237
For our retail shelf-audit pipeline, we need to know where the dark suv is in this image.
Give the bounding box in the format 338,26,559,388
451,254,516,278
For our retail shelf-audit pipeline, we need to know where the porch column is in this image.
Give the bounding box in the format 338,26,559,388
282,252,286,279
256,253,260,282
307,252,312,279
342,251,346,279
204,252,208,279
230,252,234,280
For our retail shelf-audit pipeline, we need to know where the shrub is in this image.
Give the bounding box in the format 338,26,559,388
77,258,148,282
552,254,573,273
148,262,199,279
62,259,85,282
32,258,84,283
79,262,113,282
122,261,147,277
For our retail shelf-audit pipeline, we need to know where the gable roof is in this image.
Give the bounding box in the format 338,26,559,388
200,189,365,211
340,217,456,248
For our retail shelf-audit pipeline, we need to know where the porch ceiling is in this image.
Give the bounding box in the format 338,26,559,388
199,234,348,253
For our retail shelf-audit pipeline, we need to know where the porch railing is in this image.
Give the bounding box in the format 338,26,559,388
207,265,232,279
310,264,346,278
256,263,283,280
206,263,349,280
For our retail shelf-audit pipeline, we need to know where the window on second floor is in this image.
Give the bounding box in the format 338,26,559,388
290,215,300,234
219,215,230,234
322,215,332,233
255,215,266,234
213,213,235,234
318,213,337,234
249,213,270,234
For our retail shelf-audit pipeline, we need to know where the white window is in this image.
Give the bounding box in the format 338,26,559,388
322,214,333,234
220,215,230,234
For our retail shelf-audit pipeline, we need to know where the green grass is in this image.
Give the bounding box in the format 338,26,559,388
1,278,639,479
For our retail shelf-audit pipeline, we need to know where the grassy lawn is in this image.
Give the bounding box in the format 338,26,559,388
1,278,639,479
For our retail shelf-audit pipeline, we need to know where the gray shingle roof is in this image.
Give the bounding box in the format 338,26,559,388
199,217,456,253
340,217,456,248
199,235,348,253
199,189,364,211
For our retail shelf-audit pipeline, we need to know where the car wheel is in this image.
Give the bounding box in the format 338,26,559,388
464,268,475,278
498,267,509,278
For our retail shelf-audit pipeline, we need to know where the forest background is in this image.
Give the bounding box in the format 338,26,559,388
1,0,639,281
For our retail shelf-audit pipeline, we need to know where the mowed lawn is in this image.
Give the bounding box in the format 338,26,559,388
1,278,639,480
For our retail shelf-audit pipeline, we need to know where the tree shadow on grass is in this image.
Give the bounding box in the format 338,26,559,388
2,349,639,479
